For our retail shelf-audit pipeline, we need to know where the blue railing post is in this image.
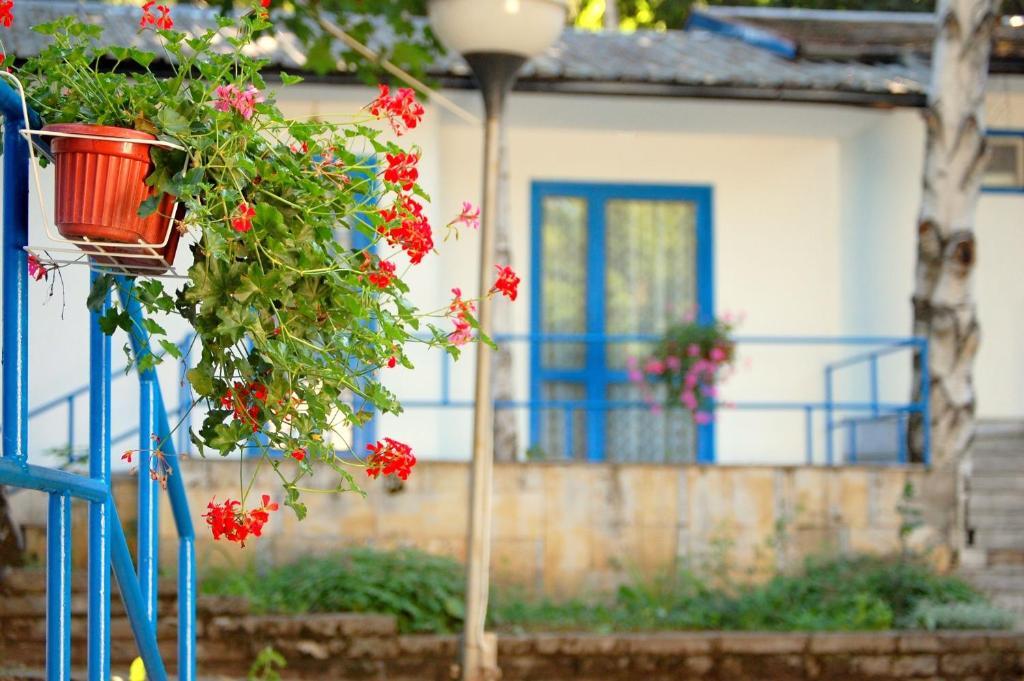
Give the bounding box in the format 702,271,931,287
66,396,75,463
869,354,879,416
177,334,193,457
824,366,834,466
804,405,813,465
897,412,908,465
87,274,111,681
46,492,72,681
116,280,161,627
138,370,160,628
2,87,30,465
921,338,932,466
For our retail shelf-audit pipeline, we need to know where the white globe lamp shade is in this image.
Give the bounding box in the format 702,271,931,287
427,0,569,58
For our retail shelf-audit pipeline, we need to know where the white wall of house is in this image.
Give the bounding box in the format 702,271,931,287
3,78,1022,467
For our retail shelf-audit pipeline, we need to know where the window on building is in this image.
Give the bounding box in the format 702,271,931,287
983,133,1024,192
530,182,714,463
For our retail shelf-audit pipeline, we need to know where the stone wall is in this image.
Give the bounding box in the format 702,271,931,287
1,570,1021,681
172,460,956,595
16,460,956,596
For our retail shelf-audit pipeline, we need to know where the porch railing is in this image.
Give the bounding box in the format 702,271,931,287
25,331,932,469
412,333,932,465
0,78,195,681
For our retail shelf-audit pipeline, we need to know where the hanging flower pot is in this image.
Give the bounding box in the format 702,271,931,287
44,123,182,275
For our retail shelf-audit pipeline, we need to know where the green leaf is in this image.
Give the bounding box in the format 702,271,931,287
142,317,167,337
186,366,215,396
87,275,115,312
279,72,304,86
157,106,190,135
129,48,156,69
137,195,161,219
159,339,182,359
98,307,122,335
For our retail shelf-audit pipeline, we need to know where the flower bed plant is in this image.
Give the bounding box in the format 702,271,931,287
7,2,514,544
202,550,1009,634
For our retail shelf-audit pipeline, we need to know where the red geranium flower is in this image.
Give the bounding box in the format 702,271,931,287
377,195,433,264
155,4,173,30
365,438,416,480
383,151,419,191
27,253,46,281
368,84,425,137
231,202,256,233
140,2,172,29
369,259,396,289
203,494,278,546
0,0,13,29
490,265,520,301
220,381,269,431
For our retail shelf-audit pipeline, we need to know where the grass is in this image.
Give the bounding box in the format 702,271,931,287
201,548,1011,635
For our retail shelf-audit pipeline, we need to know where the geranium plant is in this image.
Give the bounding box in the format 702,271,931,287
628,313,737,425
7,2,515,544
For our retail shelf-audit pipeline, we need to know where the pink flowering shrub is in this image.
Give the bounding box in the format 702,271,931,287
628,314,738,424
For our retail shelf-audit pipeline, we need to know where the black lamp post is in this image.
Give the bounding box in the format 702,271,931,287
426,2,569,679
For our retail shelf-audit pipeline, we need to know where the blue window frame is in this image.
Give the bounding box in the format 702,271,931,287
983,129,1024,194
529,181,715,463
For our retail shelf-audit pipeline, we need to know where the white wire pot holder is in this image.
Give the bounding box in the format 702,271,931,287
1,72,191,279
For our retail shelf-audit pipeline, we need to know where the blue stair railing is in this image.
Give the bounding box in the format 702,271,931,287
0,79,196,680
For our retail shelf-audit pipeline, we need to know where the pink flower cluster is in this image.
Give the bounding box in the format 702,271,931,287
214,84,265,120
628,315,738,426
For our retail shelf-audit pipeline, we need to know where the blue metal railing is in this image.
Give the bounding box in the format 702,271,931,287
412,333,931,465
824,337,930,466
0,80,195,681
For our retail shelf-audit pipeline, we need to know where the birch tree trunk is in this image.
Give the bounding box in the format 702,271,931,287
910,0,996,468
604,1,620,30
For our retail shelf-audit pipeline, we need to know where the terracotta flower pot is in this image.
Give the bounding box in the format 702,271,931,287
45,123,183,275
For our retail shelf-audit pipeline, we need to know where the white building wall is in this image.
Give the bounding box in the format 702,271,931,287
3,80,1022,466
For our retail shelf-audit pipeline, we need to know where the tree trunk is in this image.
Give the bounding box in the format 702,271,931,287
910,0,995,469
493,123,519,462
604,1,620,30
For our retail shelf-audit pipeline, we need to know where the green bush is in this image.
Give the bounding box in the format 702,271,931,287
491,555,994,634
202,549,1004,635
902,600,1017,631
201,548,465,634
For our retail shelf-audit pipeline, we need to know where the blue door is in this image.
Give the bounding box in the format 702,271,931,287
529,182,715,463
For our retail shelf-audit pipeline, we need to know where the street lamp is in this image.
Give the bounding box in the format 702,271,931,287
426,1,569,680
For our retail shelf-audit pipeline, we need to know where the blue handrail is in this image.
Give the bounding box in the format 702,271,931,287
0,78,195,681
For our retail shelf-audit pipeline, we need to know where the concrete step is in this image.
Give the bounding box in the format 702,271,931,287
959,572,1024,593
976,419,1024,439
963,564,1024,578
972,446,1024,461
967,511,1024,528
973,528,1024,550
991,592,1024,614
970,456,1024,474
968,475,1024,493
966,491,1024,507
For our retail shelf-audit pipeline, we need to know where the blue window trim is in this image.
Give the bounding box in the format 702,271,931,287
983,129,1024,194
529,180,716,463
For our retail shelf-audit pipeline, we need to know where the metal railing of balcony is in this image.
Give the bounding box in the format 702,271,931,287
408,333,931,465
26,332,931,469
0,77,196,681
